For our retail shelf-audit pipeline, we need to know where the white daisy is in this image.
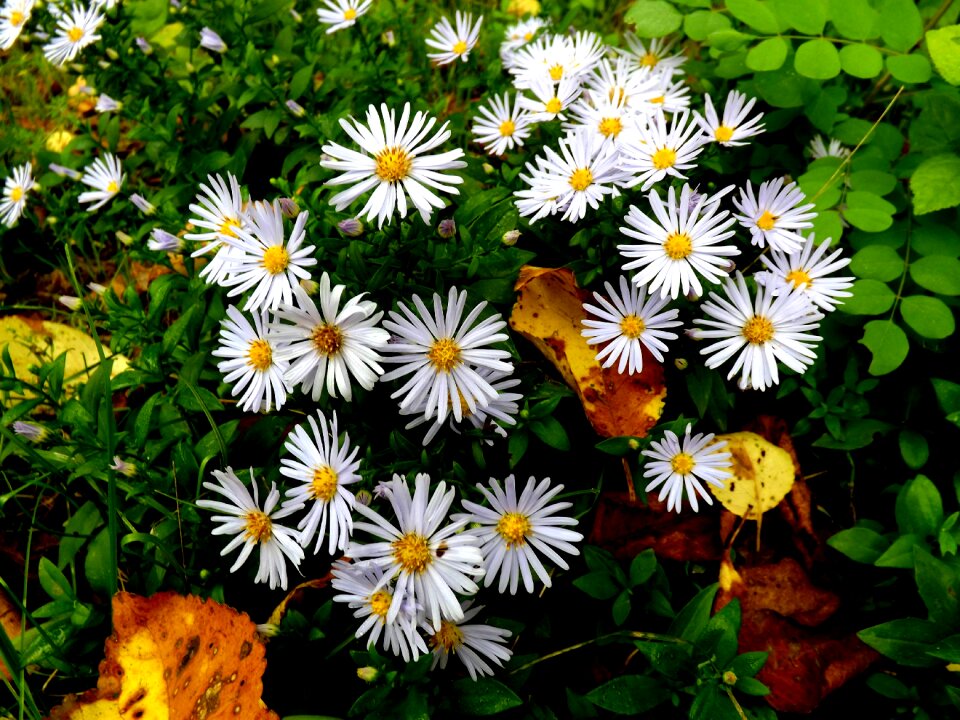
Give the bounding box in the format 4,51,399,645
566,93,644,150
755,233,854,312
456,474,582,595
321,102,467,228
1,162,33,228
78,153,124,212
196,466,305,591
380,286,513,424
212,305,290,413
517,75,581,122
694,272,823,391
184,172,248,284
471,92,533,156
317,0,371,34
643,76,692,116
348,473,485,630
0,0,34,50
584,55,660,115
582,275,682,375
620,111,703,191
508,34,574,87
641,424,732,513
620,34,685,77
808,134,850,160
219,200,317,312
618,184,739,299
280,410,361,554
331,559,428,662
272,275,389,401
42,2,104,66
696,90,765,146
425,11,483,65
500,17,546,63
424,602,513,680
732,178,817,254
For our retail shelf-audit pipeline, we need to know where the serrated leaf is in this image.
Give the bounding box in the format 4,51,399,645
911,154,960,215
900,295,955,339
795,39,841,79
927,25,960,85
910,255,960,296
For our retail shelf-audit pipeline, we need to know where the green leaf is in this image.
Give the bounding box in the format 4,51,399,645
887,54,933,84
910,256,960,296
529,416,570,451
866,672,912,699
702,599,741,666
913,223,960,256
896,475,944,538
595,436,641,455
684,10,732,41
454,678,523,716
900,295,955,339
612,591,632,626
735,676,771,696
899,429,930,470
928,634,960,663
812,418,892,450
707,29,753,52
83,527,114,595
38,557,73,600
811,209,844,243
574,571,621,600
849,170,897,196
827,527,890,563
875,534,925,568
879,0,924,51
59,501,102,568
914,548,960,626
839,44,884,78
670,583,719,642
927,25,960,85
859,320,909,375
624,0,683,37
911,154,960,215
850,245,903,282
828,0,878,40
843,191,896,232
629,549,657,586
795,39,841,79
289,63,315,100
730,651,769,678
725,0,780,33
753,66,809,107
859,618,943,667
746,37,789,71
586,676,669,715
773,0,826,34
933,378,960,416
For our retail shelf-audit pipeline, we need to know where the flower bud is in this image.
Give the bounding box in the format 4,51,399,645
438,218,456,239
285,99,306,118
337,217,364,237
357,667,378,682
502,229,520,246
278,197,300,218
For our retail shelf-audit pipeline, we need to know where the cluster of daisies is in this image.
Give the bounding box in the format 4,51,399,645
0,0,110,65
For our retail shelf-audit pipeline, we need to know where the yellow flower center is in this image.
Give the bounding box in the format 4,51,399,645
640,52,659,68
427,337,461,373
649,95,665,105
343,7,357,19
392,532,432,574
757,210,778,231
786,268,813,289
545,97,562,114
10,186,23,202
742,315,775,345
523,31,534,41
310,465,339,501
106,180,119,194
374,146,412,183
247,339,273,371
262,245,289,274
549,63,564,81
598,117,623,138
670,452,696,475
651,147,676,170
311,323,343,356
243,510,273,543
219,217,240,237
453,39,469,55
429,620,465,652
68,26,84,43
11,10,24,25
569,167,593,192
663,232,693,260
369,590,391,618
496,511,532,548
499,119,516,137
714,125,734,143
619,314,645,339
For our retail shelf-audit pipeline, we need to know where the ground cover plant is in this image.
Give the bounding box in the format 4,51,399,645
1,0,960,717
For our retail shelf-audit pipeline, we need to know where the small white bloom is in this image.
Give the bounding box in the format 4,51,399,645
316,0,371,34
696,90,764,146
78,153,124,212
110,456,136,477
642,76,692,115
620,111,703,191
808,134,850,160
199,26,226,53
184,172,247,284
733,178,817,254
424,602,513,680
59,295,82,310
426,11,483,65
755,233,854,312
95,93,120,113
1,162,33,228
472,92,533,156
517,75,581,122
620,34,685,77
641,424,732,513
500,17,545,63
0,0,35,50
130,193,155,215
196,467,304,591
565,93,644,150
49,163,81,180
584,55,660,116
148,228,182,252
212,305,290,413
42,2,104,66
12,420,47,443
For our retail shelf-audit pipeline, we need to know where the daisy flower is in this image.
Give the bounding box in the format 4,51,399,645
508,34,574,87
582,275,682,375
566,94,643,149
696,90,765,146
212,305,290,413
808,134,850,160
219,200,317,312
331,559,428,662
272,275,389,401
620,111,703,191
1,162,33,228
196,467,305,590
513,155,560,223
0,0,34,50
694,272,823,391
585,55,659,114
42,2,103,66
641,424,732,513
78,153,124,212
500,16,546,61
733,178,817,254
643,76,692,116
456,475,582,595
424,602,513,680
381,286,513,424
471,92,533,156
618,184,739,300
425,11,482,65
348,473,485,630
755,233,854,312
280,410,361,554
317,0,371,34
184,172,248,283
321,103,467,228
517,75,581,122
620,34,685,76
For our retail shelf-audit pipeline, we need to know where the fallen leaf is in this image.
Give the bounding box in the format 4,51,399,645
46,592,279,720
708,432,795,520
0,587,22,680
265,577,330,628
510,266,666,438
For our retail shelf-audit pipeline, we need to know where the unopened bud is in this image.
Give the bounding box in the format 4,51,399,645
299,278,319,295
148,228,183,252
130,193,156,215
674,357,688,370
722,670,738,686
285,99,306,117
627,438,640,450
59,295,81,311
115,230,133,246
338,217,364,237
438,218,456,239
355,489,373,507
357,667,378,682
278,197,299,218
106,48,119,61
502,229,520,246
482,162,495,175
381,30,396,46
136,36,153,54
88,282,107,295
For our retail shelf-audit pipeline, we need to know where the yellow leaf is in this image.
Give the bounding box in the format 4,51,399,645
708,431,795,519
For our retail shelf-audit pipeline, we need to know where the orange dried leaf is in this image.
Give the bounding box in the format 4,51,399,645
46,592,279,720
510,266,666,438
